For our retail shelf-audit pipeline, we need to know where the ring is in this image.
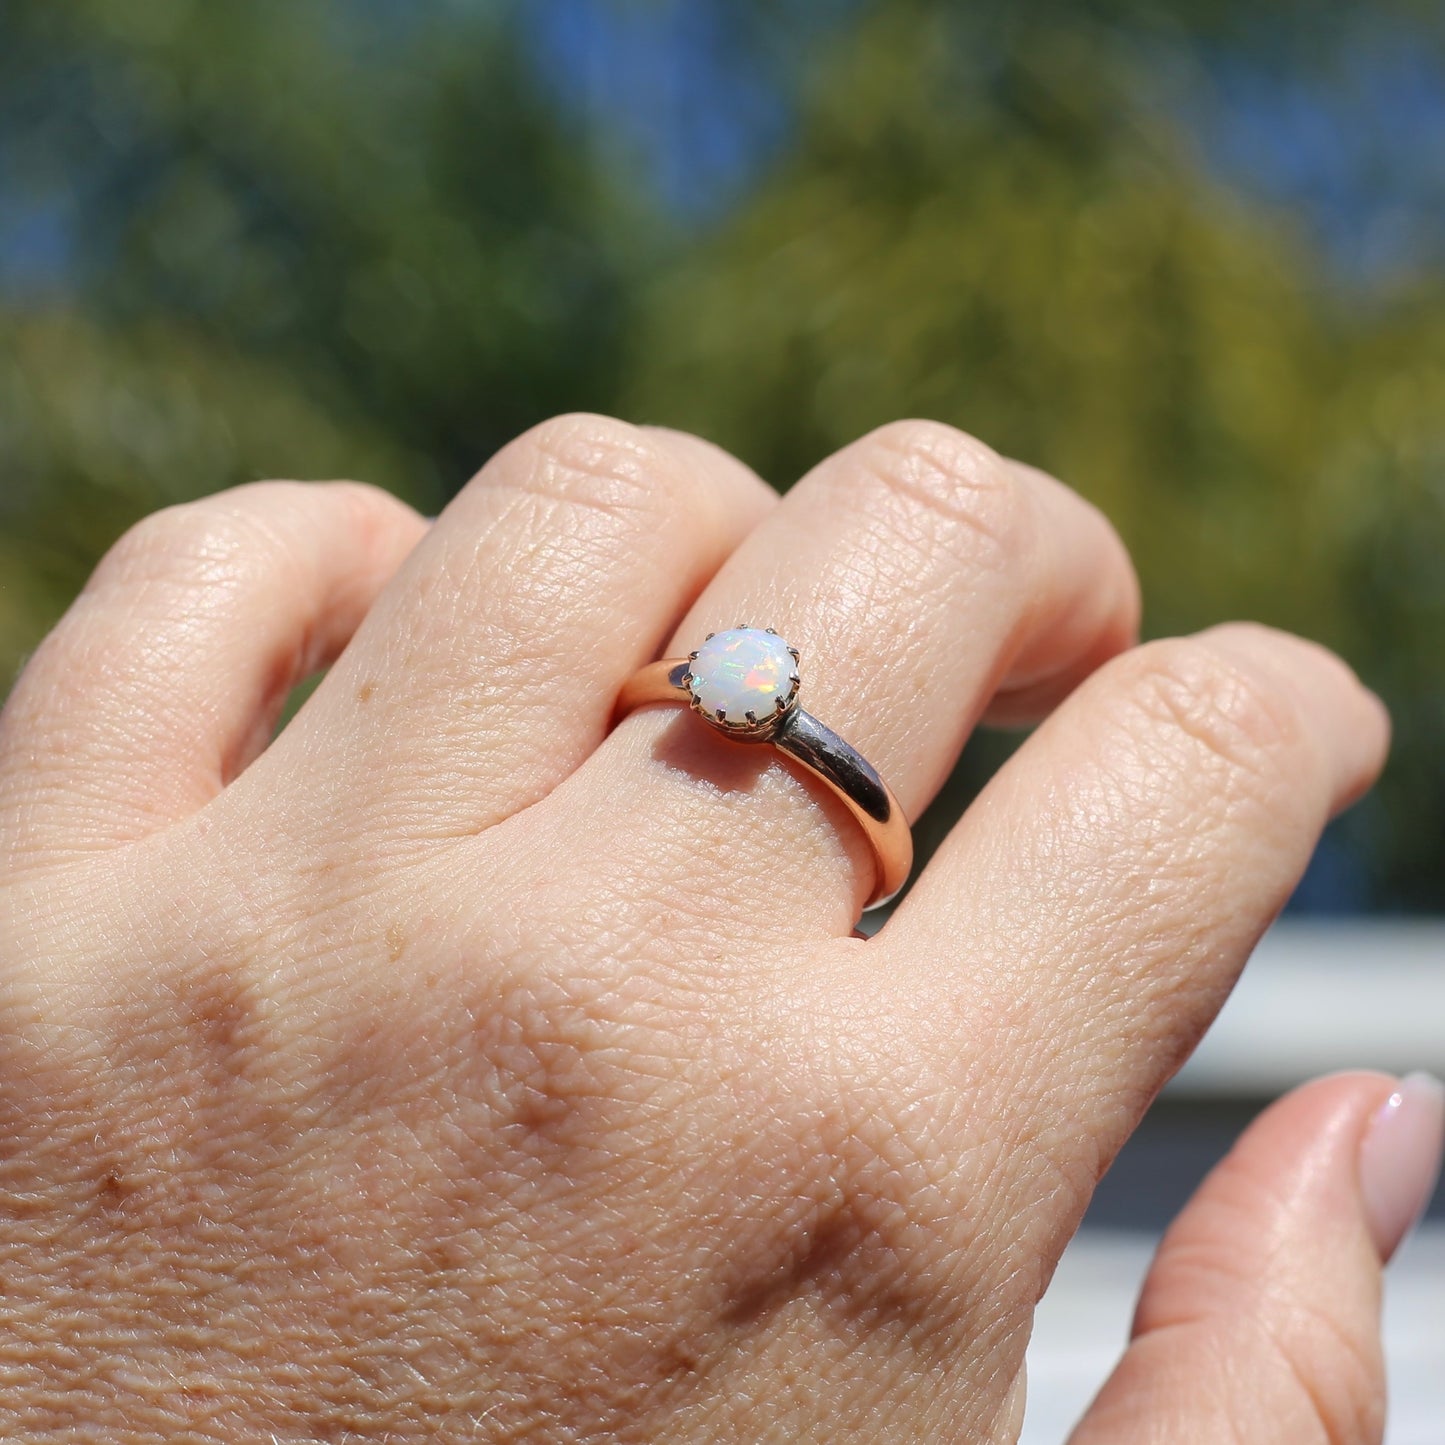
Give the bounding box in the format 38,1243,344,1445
614,627,912,910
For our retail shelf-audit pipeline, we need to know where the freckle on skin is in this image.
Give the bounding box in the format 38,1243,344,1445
357,681,376,703
386,924,406,963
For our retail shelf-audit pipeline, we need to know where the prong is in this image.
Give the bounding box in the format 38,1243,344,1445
765,627,778,635
775,696,786,713
715,707,726,723
688,650,698,660
790,674,800,685
704,632,715,641
788,647,800,659
745,710,757,725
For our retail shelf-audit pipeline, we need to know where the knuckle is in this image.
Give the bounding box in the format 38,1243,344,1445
95,483,305,593
63,905,281,1199
1119,635,1306,785
461,908,702,1168
731,974,1010,1345
511,412,683,524
859,418,1029,566
471,973,658,1158
321,479,420,564
323,477,407,529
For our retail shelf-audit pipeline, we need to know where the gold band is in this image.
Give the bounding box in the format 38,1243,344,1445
614,658,912,910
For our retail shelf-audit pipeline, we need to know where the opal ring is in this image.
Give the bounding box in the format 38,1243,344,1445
614,627,912,910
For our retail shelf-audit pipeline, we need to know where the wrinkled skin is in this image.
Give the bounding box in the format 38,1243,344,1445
0,416,1399,1440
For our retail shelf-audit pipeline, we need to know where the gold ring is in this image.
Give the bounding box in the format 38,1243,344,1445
614,627,912,910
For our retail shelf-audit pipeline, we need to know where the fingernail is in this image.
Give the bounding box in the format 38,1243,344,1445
1359,1072,1445,1263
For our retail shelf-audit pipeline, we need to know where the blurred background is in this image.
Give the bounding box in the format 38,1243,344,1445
2,0,1442,1435
3,0,1444,912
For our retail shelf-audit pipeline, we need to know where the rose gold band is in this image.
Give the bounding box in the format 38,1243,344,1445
614,659,913,910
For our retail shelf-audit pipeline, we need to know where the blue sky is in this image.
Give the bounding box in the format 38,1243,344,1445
523,0,1445,283
4,2,1442,293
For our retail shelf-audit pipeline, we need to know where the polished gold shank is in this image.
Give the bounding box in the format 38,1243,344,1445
613,653,912,910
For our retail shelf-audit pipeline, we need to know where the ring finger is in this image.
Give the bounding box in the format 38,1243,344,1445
508,419,1140,937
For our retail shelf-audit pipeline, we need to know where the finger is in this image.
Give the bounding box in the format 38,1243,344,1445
1071,1072,1444,1444
882,623,1391,1222
261,415,775,848
983,461,1142,728
0,481,426,875
557,420,1138,933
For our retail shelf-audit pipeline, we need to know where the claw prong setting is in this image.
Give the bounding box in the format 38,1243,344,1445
685,626,801,741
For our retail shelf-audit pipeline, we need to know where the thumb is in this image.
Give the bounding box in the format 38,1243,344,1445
1069,1071,1444,1445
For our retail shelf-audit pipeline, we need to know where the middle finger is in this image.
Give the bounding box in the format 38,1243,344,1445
551,419,1139,936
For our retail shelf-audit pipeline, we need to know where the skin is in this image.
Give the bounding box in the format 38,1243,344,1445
0,414,1400,1441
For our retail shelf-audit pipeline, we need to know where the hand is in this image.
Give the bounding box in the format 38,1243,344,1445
0,415,1428,1442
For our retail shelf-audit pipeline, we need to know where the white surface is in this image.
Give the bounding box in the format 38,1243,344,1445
1022,1224,1445,1443
1175,919,1445,1094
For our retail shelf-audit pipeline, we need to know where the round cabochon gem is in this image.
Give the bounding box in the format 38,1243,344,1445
687,628,798,724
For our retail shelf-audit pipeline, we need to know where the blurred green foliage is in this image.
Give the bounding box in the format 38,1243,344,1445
2,0,1442,906
0,0,636,619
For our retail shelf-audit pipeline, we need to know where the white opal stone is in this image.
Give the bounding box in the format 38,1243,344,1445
688,628,798,725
